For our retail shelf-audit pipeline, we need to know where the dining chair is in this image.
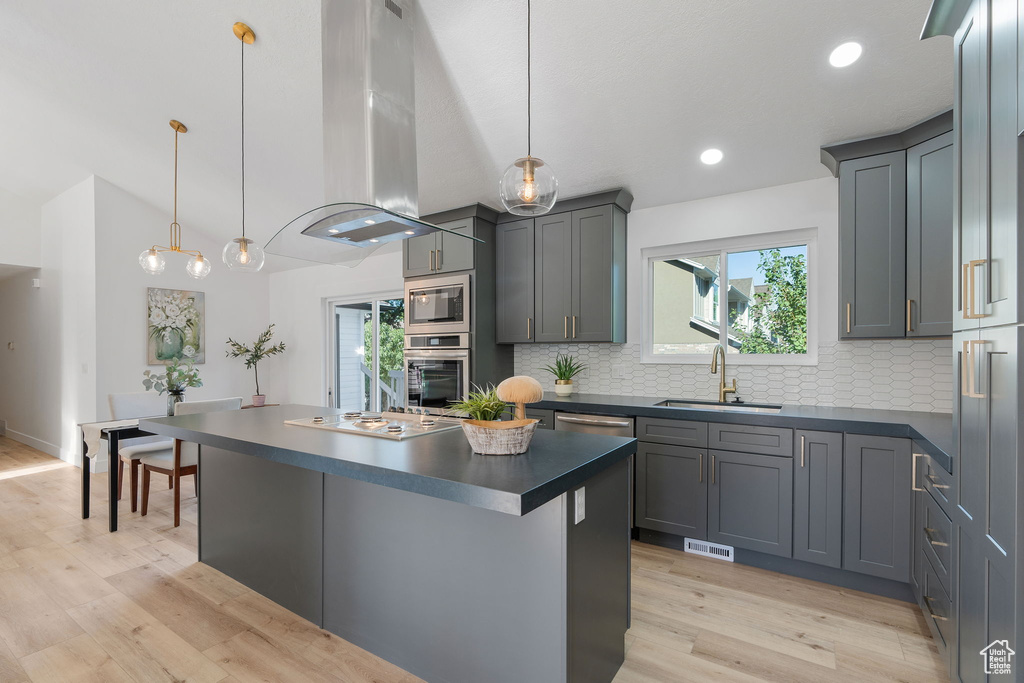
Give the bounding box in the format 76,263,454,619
140,397,243,527
108,393,174,512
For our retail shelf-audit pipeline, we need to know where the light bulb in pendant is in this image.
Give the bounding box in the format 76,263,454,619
139,248,166,275
186,253,211,279
499,156,557,216
222,237,265,272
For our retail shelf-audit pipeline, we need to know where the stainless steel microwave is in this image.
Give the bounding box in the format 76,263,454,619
404,273,470,335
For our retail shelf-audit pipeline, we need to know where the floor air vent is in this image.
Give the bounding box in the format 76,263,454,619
684,538,734,562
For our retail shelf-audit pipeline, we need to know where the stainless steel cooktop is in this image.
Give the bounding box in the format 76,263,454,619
284,411,463,441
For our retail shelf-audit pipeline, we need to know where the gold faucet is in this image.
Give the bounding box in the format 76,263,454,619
711,344,737,403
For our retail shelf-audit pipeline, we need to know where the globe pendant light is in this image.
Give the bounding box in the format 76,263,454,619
499,0,557,216
222,22,265,272
139,120,211,279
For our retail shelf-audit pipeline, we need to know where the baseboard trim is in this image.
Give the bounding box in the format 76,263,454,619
637,528,915,603
6,429,61,459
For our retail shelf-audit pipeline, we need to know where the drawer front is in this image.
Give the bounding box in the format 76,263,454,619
637,417,708,448
524,408,554,430
920,487,953,596
709,422,793,457
921,454,953,510
920,554,953,652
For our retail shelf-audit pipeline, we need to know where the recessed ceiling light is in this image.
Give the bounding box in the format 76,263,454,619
700,148,723,165
404,230,415,235
328,229,340,234
365,219,376,225
829,42,862,68
369,239,379,243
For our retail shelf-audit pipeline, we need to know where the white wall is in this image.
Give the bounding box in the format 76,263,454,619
268,245,404,407
0,186,41,268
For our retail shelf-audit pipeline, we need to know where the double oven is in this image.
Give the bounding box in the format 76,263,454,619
404,274,471,415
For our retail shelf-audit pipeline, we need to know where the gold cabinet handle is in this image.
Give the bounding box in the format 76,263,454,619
436,249,442,270
800,435,805,468
912,453,924,492
698,452,703,483
527,317,532,340
906,299,913,333
572,315,577,339
429,250,435,271
846,303,851,334
962,259,987,319
564,316,568,339
711,454,716,485
961,339,987,399
923,596,949,621
926,473,951,490
924,527,949,547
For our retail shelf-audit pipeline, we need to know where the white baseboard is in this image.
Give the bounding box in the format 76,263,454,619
7,429,61,459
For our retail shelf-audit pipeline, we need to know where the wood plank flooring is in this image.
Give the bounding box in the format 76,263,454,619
0,436,946,682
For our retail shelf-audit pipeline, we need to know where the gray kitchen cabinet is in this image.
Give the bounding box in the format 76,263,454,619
636,417,707,449
841,434,911,581
906,132,954,337
708,450,793,558
838,151,908,339
524,408,553,429
571,205,627,343
533,212,574,342
635,442,707,538
402,218,475,277
792,430,843,569
495,219,535,343
708,422,793,457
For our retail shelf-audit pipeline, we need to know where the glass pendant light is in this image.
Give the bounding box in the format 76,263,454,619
499,0,557,216
138,120,210,279
223,22,266,272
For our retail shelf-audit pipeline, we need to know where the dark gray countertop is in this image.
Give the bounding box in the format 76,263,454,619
140,404,636,517
532,393,953,472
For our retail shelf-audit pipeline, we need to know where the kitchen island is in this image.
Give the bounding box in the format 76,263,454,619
140,404,636,683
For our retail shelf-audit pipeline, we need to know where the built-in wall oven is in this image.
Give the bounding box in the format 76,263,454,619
405,333,471,415
404,273,470,335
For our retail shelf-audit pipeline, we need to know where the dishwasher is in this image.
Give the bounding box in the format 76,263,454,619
554,412,636,533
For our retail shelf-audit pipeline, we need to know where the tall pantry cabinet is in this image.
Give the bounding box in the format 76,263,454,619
925,0,1023,680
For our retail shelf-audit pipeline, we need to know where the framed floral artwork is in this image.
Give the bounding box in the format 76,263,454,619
147,287,205,364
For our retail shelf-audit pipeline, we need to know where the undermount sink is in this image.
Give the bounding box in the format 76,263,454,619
655,399,783,414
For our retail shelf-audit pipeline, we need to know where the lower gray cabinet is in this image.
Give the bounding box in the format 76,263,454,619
842,434,911,581
792,430,843,569
708,450,792,558
524,408,553,430
635,442,707,538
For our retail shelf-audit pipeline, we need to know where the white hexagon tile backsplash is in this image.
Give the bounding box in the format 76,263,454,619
514,339,953,413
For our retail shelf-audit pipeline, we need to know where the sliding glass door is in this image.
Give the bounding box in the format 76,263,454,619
328,297,405,412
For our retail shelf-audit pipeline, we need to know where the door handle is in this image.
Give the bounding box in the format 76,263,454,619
846,303,851,334
430,250,435,272
961,339,987,399
926,473,951,490
554,415,633,428
698,452,703,483
572,315,577,339
800,435,805,468
924,527,949,547
923,596,949,621
711,454,716,485
436,249,442,270
527,317,532,340
906,299,913,333
911,453,924,492
962,259,987,319
564,316,569,339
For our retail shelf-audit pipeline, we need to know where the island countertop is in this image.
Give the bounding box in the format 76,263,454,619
140,404,636,516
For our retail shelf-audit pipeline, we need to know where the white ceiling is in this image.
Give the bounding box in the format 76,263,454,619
0,0,951,267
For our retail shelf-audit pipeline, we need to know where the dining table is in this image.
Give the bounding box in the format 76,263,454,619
80,420,158,532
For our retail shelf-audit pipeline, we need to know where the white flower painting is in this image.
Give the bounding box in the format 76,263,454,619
147,288,205,364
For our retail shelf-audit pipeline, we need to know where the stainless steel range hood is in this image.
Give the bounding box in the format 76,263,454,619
265,0,480,266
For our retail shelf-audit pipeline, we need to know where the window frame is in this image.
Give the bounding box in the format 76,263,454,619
642,228,818,366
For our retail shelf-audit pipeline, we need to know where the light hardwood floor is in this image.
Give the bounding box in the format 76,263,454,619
0,436,946,682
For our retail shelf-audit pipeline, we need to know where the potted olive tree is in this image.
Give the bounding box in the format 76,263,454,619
225,324,286,407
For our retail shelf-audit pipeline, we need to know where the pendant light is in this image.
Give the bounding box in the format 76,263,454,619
139,120,211,279
222,22,265,272
498,0,558,216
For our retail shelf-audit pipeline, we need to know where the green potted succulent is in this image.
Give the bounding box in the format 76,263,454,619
142,358,203,415
450,380,542,455
544,353,586,396
225,324,287,406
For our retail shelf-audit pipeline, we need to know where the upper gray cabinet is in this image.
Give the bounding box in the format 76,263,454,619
824,111,954,339
495,190,631,344
403,218,476,277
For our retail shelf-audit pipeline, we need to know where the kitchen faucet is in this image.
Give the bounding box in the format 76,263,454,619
710,344,737,403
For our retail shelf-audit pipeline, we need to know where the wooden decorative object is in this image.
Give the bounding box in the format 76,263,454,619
461,419,540,455
496,376,544,420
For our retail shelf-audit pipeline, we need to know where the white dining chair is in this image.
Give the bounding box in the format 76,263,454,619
140,397,243,527
108,392,174,512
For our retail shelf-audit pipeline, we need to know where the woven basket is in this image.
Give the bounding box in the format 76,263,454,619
461,419,539,455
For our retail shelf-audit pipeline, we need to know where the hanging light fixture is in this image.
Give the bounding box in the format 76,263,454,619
222,22,265,272
499,0,557,216
139,120,211,279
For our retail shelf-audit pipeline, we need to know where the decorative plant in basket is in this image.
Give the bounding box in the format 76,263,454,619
451,378,544,455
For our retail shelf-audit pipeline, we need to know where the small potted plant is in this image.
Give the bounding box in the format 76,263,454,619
544,353,586,396
142,358,203,415
225,324,286,407
450,381,541,455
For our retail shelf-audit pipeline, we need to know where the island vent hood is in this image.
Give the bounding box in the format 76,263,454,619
265,0,480,266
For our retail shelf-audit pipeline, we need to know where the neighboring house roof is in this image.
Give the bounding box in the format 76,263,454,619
691,255,720,272
754,284,770,297
728,277,753,302
668,255,720,281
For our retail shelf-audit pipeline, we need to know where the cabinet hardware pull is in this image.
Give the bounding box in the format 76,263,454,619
554,415,632,427
572,315,577,339
926,473,951,490
429,250,435,271
924,527,949,547
564,316,568,339
923,596,949,621
527,317,532,340
963,259,987,319
906,299,913,333
961,339,986,399
911,453,924,492
846,303,851,334
800,435,805,468
711,454,716,485
436,249,442,270
698,452,703,483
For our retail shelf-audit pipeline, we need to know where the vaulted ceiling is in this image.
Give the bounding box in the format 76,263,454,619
0,0,951,265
